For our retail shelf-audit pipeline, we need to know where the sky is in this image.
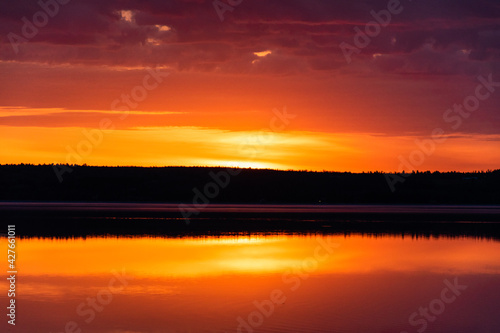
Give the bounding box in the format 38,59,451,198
0,0,499,172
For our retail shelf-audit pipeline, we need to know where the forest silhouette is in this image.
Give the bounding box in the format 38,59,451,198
1,164,499,204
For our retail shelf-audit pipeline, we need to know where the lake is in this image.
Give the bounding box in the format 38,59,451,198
1,204,500,332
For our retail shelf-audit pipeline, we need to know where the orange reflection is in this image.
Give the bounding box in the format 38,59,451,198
4,235,500,279
1,235,500,333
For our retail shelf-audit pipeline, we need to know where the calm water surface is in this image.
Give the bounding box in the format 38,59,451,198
1,233,500,333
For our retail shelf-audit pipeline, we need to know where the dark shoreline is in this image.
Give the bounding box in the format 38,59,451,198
1,165,500,204
2,202,500,240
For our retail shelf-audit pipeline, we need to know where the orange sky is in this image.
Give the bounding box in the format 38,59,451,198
1,1,499,172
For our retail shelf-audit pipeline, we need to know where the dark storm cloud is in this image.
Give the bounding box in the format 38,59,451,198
0,0,499,74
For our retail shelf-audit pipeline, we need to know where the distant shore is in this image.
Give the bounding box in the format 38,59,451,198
1,164,500,204
2,165,500,239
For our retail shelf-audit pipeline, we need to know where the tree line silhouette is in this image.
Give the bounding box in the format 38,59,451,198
1,164,499,204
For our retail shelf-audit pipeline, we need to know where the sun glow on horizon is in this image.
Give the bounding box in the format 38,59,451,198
205,160,283,170
1,122,500,172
